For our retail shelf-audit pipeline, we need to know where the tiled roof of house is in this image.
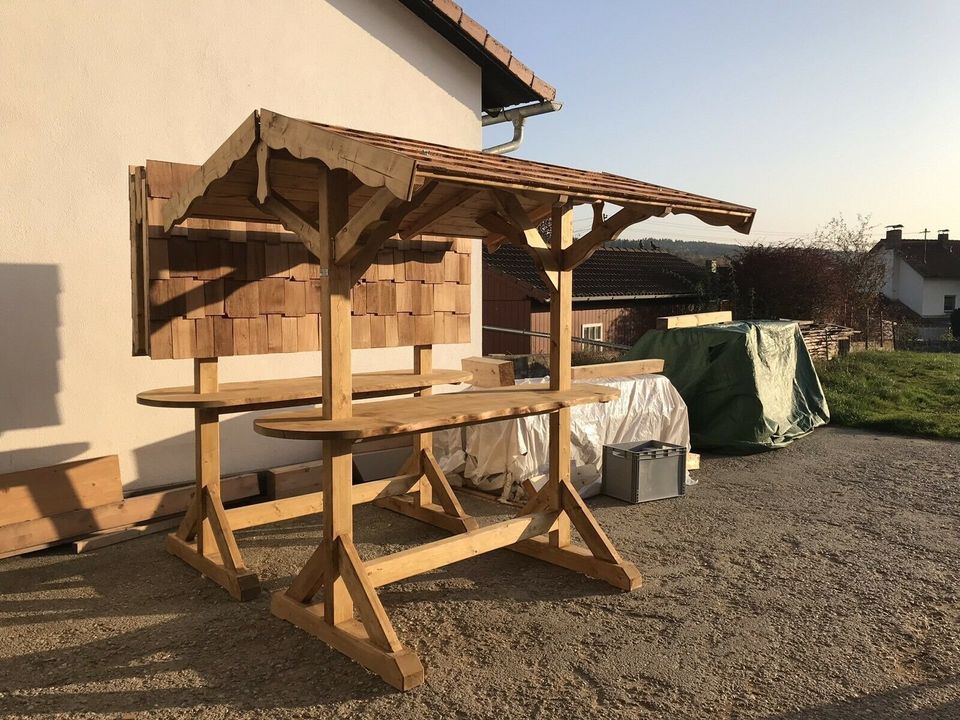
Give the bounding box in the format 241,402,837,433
483,244,704,301
397,0,556,110
897,239,960,279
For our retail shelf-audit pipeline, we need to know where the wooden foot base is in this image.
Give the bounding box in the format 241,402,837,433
271,591,424,691
510,537,642,591
374,495,479,533
165,533,261,601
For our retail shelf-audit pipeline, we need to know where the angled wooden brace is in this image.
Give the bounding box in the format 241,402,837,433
562,205,655,270
254,192,325,259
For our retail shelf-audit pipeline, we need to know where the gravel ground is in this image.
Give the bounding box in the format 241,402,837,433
1,426,959,719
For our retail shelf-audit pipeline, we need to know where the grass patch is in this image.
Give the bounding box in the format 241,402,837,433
816,351,960,441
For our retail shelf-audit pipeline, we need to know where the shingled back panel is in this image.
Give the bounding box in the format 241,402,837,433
131,161,471,359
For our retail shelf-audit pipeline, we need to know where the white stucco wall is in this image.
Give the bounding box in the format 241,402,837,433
0,0,483,488
896,262,926,316
885,255,960,318
920,277,960,317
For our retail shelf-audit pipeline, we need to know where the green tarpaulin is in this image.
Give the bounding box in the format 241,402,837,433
624,320,830,454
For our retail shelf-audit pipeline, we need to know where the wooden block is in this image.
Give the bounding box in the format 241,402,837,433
225,280,260,318
149,320,174,359
285,281,307,317
214,316,235,356
265,242,289,277
0,473,259,557
259,277,286,314
442,313,458,343
370,315,387,348
247,241,267,279
443,252,459,282
405,251,424,281
305,280,322,314
233,318,251,355
184,279,206,319
422,253,444,283
0,456,122,527
352,283,367,315
384,315,399,347
687,452,700,471
458,253,471,284
461,356,515,388
455,283,471,314
282,317,299,353
171,318,195,359
375,283,397,316
267,314,283,353
149,238,170,279
263,462,322,500
377,251,395,281
434,283,456,312
352,314,371,349
289,243,310,281
397,314,415,346
457,314,471,343
251,316,269,354
297,315,320,351
167,237,196,277
412,283,433,315
395,282,414,313
414,314,434,345
195,317,215,357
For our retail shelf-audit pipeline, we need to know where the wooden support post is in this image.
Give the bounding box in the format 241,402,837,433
412,345,432,508
165,356,261,601
548,204,573,547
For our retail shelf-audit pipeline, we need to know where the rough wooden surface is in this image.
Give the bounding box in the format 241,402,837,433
656,311,732,329
254,384,619,441
136,369,471,410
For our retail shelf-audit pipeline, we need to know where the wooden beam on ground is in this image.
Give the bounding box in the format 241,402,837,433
364,511,559,588
73,517,181,553
656,311,732,329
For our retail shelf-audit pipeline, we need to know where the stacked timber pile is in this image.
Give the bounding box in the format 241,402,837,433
797,321,859,361
0,456,258,558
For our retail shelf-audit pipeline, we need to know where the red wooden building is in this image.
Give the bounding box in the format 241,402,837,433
483,244,709,354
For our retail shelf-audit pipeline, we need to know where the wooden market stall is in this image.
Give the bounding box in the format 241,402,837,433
132,109,755,690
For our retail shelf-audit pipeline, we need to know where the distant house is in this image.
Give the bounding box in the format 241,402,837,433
483,244,709,354
875,225,960,339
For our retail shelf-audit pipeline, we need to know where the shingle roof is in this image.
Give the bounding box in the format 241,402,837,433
483,245,704,301
397,0,556,110
897,239,960,279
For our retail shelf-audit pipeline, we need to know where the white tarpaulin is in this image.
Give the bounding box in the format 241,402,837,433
433,374,690,502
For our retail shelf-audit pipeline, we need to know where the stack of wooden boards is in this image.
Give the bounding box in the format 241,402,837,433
0,456,259,558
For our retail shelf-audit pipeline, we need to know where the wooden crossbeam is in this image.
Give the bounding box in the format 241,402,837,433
562,206,651,270
364,511,559,588
255,192,324,258
226,473,422,530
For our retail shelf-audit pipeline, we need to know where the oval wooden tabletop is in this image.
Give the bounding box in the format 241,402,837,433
254,384,620,441
137,369,472,411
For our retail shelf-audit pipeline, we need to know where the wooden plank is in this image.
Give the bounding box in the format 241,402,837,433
364,511,559,588
0,456,122,526
562,207,650,270
254,385,620,441
228,473,421,530
656,311,732,329
0,473,259,557
460,356,514,388
570,359,664,380
73,517,181,554
510,538,642,591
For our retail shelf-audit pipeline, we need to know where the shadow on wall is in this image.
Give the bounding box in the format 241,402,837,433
129,411,323,492
0,264,62,435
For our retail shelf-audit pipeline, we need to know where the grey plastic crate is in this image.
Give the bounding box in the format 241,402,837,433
601,440,686,504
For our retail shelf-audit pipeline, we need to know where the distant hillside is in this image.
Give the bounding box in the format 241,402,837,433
608,238,744,265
